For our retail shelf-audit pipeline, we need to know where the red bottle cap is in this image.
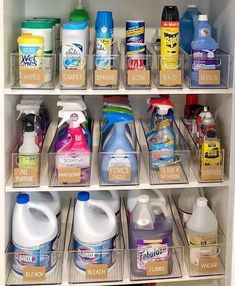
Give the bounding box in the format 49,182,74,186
186,94,198,105
160,94,170,100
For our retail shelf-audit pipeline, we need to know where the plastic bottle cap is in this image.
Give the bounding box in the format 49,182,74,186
160,95,170,100
186,94,198,105
199,15,208,21
21,20,54,29
77,191,90,201
197,197,208,206
63,21,88,30
138,195,150,203
17,194,29,204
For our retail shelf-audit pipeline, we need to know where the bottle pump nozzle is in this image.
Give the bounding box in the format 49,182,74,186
102,112,134,134
58,111,86,128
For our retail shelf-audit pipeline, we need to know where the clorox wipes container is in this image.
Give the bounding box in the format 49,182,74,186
12,194,58,275
73,191,117,270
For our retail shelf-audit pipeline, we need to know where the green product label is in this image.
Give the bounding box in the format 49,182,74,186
18,155,39,168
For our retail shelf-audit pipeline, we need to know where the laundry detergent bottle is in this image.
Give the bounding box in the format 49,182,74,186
100,113,137,185
12,194,58,275
129,195,173,277
73,192,117,270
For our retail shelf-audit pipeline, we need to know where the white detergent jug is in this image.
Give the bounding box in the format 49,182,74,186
12,194,58,276
27,192,61,236
127,189,167,220
73,191,117,271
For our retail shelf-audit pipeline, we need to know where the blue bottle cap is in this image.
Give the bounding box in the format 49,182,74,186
95,11,113,30
77,191,90,201
17,194,29,204
63,21,88,30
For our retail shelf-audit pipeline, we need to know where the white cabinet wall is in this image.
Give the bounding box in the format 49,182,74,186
1,0,235,286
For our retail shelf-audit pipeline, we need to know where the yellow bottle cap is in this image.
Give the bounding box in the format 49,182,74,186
17,34,44,45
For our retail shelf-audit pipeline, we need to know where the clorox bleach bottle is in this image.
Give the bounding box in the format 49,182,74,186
73,192,117,270
12,194,58,275
27,192,61,236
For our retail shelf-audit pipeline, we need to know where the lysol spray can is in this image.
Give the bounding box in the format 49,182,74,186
95,26,112,70
126,20,145,44
160,6,179,70
127,43,146,70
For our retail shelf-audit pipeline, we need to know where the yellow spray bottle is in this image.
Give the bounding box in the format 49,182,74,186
160,6,179,70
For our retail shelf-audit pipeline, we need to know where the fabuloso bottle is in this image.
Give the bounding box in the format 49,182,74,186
160,6,179,70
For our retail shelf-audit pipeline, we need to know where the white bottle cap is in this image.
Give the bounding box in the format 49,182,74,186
188,5,197,8
199,15,208,21
138,195,149,203
197,197,208,206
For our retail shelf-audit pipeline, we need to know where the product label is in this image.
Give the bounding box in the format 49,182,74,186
23,266,46,282
161,22,179,70
19,45,43,68
20,69,45,85
63,43,85,69
136,239,169,271
57,167,81,183
199,70,220,85
74,237,115,271
188,234,217,267
95,70,118,86
13,237,57,276
108,150,132,182
86,264,108,279
56,153,90,169
150,140,174,168
159,70,181,86
18,154,39,168
127,70,150,85
201,165,223,181
13,168,38,186
192,49,219,82
159,165,181,182
146,260,168,276
96,38,112,70
61,69,86,86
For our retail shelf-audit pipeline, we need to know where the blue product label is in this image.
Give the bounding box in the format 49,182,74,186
95,38,111,70
126,21,145,44
63,43,85,69
150,140,174,168
136,239,169,270
192,49,219,71
73,237,115,270
19,45,41,55
13,237,57,275
19,45,43,68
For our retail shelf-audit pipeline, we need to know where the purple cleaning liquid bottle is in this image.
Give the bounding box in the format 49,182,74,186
191,15,218,86
56,111,91,184
129,195,173,277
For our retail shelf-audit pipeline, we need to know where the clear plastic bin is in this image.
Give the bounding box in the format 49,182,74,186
92,43,120,90
60,53,88,90
126,197,184,281
5,199,70,286
11,145,41,188
99,121,141,186
171,195,226,278
184,50,230,89
10,52,58,89
67,200,124,284
141,120,190,185
179,119,224,183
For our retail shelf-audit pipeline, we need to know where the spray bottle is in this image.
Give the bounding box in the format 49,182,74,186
70,0,90,22
56,111,91,184
147,100,175,168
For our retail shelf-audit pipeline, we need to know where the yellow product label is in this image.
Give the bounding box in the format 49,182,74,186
201,140,221,166
126,26,144,37
161,27,179,70
18,155,39,169
158,119,171,129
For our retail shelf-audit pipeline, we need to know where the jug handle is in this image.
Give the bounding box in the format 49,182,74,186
153,189,167,205
28,201,58,233
49,192,61,206
151,201,169,218
88,199,116,226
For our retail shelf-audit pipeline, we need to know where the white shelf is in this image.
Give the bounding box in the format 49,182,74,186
4,82,233,96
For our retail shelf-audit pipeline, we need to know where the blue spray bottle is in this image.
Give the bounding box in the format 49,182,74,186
100,113,138,185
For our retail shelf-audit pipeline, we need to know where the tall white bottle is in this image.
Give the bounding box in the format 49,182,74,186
73,192,117,270
12,194,58,275
186,197,218,269
178,188,200,227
